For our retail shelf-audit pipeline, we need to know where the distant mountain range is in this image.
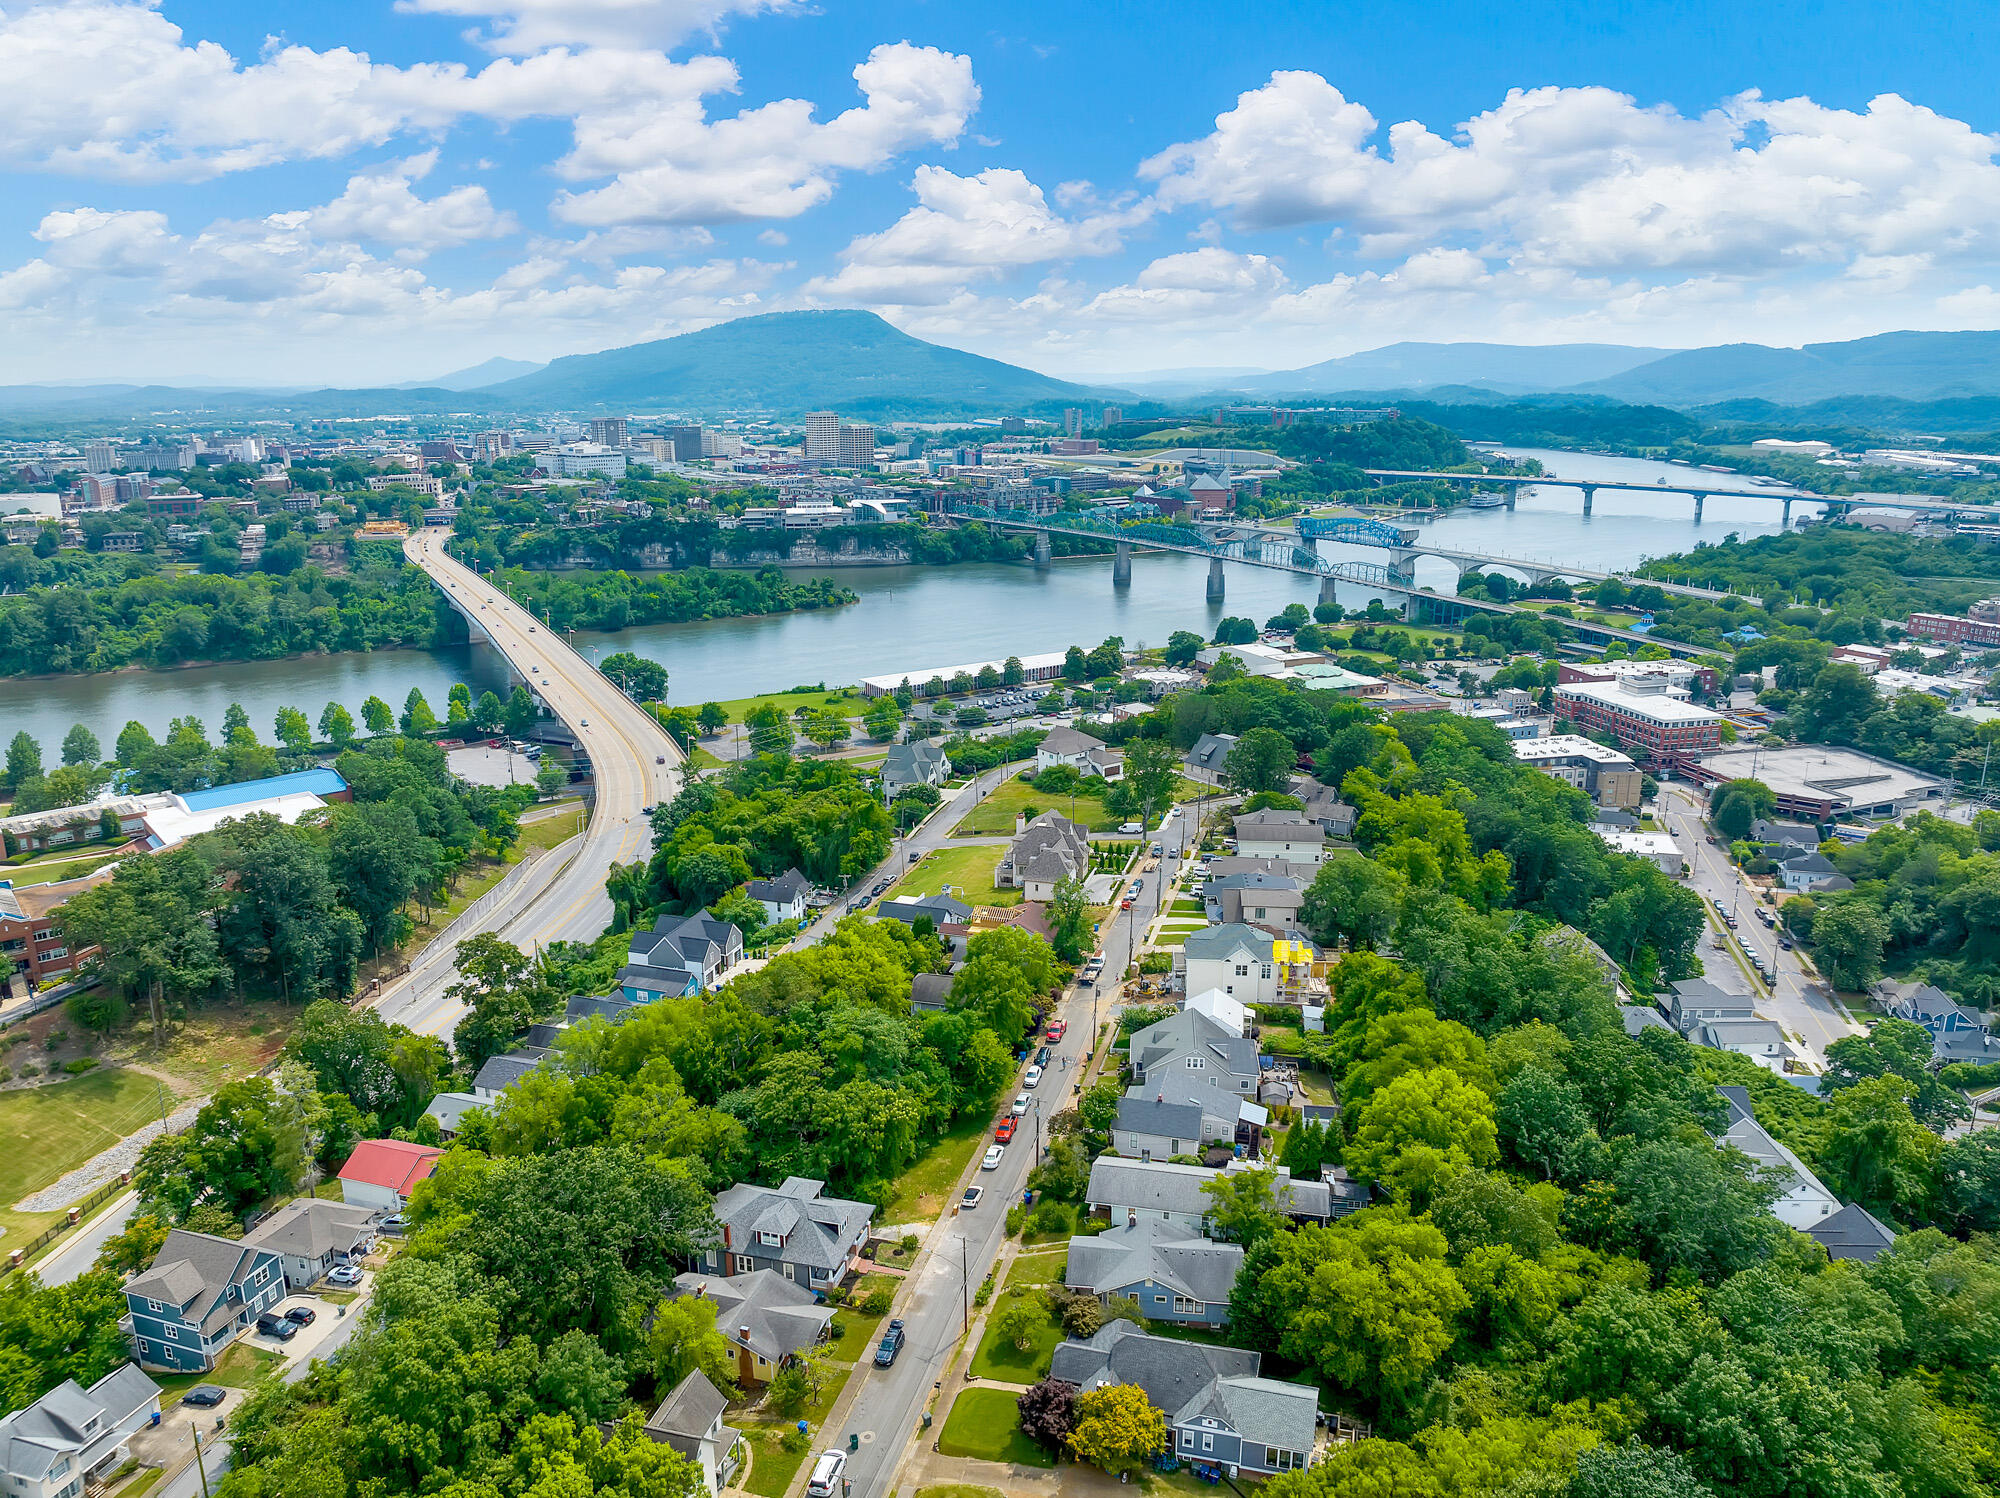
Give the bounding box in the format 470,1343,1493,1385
398,356,546,391
1573,330,2000,406
1242,341,1673,396
485,309,1099,416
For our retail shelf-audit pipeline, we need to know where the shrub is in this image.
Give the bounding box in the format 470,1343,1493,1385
0,1067,10,1083
973,1275,994,1308
1029,1200,1071,1236
1005,1205,1026,1237
62,1058,98,1075
861,1285,896,1317
1060,1294,1105,1339
779,1425,810,1456
18,1064,39,1078
821,1284,848,1307
899,1233,919,1253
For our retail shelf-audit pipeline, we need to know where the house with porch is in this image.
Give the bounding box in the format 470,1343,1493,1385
123,1230,287,1372
700,1176,874,1290
243,1198,376,1291
0,1365,163,1498
996,812,1091,900
1232,810,1327,868
638,1371,745,1495
1064,1217,1243,1329
1049,1322,1319,1476
745,869,810,925
667,1271,834,1386
619,912,744,1000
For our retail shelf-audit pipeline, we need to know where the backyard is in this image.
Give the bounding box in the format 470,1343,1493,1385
953,777,1121,836
886,844,1019,908
937,1385,1054,1467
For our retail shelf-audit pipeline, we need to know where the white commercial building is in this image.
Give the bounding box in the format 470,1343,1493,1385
550,443,627,478
860,650,1069,696
1594,827,1684,875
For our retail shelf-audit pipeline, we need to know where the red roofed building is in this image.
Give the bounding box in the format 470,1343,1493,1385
337,1139,443,1212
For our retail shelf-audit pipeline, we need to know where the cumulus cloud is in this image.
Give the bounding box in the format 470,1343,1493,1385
393,0,797,53
281,154,518,253
550,42,980,225
804,165,1144,304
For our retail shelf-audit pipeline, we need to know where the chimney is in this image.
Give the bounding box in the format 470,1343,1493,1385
739,1325,751,1343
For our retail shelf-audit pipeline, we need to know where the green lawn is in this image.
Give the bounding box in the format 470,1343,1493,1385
970,1288,1065,1381
707,686,865,722
738,1426,812,1498
1169,899,1206,916
887,844,1020,908
3,850,123,886
1152,929,1193,947
155,1343,282,1405
516,803,583,852
883,1112,994,1223
1003,1249,1069,1291
828,1306,888,1362
938,1386,1055,1467
0,1067,186,1208
918,1486,1011,1498
954,776,1119,835
689,747,727,768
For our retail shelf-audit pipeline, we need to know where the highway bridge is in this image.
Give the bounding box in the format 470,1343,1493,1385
1360,467,1825,523
370,529,684,1041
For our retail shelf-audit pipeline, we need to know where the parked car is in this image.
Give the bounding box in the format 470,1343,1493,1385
982,1144,1006,1170
284,1305,317,1326
327,1264,364,1286
1035,1045,1051,1066
1010,1093,1030,1116
806,1451,847,1498
255,1313,299,1341
1046,1020,1068,1042
1023,1065,1043,1089
1780,936,1795,950
994,1117,1017,1143
181,1386,226,1408
961,1186,984,1210
379,1214,410,1234
874,1319,906,1367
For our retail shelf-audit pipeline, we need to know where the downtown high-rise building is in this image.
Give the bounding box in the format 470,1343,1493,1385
1063,407,1083,437
588,416,629,448
83,439,119,472
805,411,876,469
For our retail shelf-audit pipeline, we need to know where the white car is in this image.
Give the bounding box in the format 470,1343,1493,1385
1010,1093,1030,1117
981,1145,1006,1170
1022,1065,1043,1089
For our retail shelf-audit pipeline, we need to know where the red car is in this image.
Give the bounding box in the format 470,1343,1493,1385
1046,1020,1067,1042
995,1118,1018,1143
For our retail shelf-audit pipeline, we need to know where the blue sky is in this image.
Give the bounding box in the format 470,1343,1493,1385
3,0,1998,385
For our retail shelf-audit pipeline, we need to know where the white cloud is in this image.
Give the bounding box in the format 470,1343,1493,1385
393,0,796,53
550,42,980,225
282,154,517,254
804,165,1144,305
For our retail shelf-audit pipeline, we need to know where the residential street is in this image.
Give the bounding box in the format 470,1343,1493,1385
33,1190,137,1287
1658,781,1863,1064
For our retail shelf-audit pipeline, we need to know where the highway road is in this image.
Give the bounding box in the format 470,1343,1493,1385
1659,782,1862,1064
374,530,684,1040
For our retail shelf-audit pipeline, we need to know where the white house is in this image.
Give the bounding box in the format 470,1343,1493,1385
1717,1086,1841,1230
1232,810,1327,868
641,1370,745,1495
1036,726,1125,781
1185,986,1250,1037
1182,924,1280,1006
336,1139,442,1212
745,869,810,925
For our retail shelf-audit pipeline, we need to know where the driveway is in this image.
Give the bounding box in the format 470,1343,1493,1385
243,1288,367,1365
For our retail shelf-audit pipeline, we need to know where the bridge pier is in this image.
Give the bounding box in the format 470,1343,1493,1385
1112,540,1132,587
1692,493,1704,523
1034,530,1052,568
1319,575,1339,608
1580,484,1595,517
1781,498,1793,528
1505,490,1517,511
1206,556,1226,602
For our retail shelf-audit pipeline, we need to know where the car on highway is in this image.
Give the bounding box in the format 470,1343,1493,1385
528,625,536,632
1023,1065,1043,1088
255,1313,299,1341
1010,1093,1030,1116
182,1386,227,1408
580,719,588,728
873,1318,906,1367
1780,936,1795,950
982,1144,1006,1170
327,1264,364,1286
961,1185,984,1209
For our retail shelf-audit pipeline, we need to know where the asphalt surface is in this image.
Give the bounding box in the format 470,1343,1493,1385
839,807,1195,1498
1659,782,1862,1063
372,531,684,1040
33,1190,138,1286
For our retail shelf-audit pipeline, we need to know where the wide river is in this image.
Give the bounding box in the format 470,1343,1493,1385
2,448,1817,749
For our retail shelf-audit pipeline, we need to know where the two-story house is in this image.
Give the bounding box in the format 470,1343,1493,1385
1111,1097,1212,1162
1049,1322,1319,1476
242,1198,376,1291
1036,727,1125,782
0,1365,163,1498
123,1230,287,1372
995,812,1091,900
619,913,744,1001
1286,776,1358,839
1181,924,1282,1007
701,1176,875,1291
637,1371,745,1496
745,869,810,926
667,1271,834,1386
1064,1217,1243,1329
1202,870,1305,929
1717,1086,1842,1231
1183,733,1238,784
1125,1007,1265,1144
337,1139,442,1213
1663,977,1757,1036
1232,810,1327,868
879,742,950,799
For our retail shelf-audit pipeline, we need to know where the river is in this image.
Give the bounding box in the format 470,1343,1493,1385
0,447,1815,750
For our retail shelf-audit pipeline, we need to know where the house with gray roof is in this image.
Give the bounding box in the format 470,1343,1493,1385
1049,1321,1319,1476
0,1365,162,1498
1717,1086,1841,1232
1778,849,1850,893
639,1370,744,1495
1881,980,1995,1065
668,1270,834,1386
422,1091,486,1138
473,1046,552,1102
1232,810,1327,868
1125,1008,1265,1144
1181,924,1283,1007
1696,1017,1792,1072
123,1229,287,1372
997,812,1091,900
1086,1157,1332,1233
701,1176,874,1290
1111,1097,1212,1162
745,869,811,924
1286,776,1357,838
243,1198,375,1291
875,893,973,929
1806,1202,1897,1263
1664,977,1756,1036
1751,818,1821,853
911,972,955,1014
880,741,950,798
1185,733,1239,783
619,912,744,1001
1037,726,1124,781
1065,1218,1243,1328
1619,1003,1673,1037
1203,870,1305,928
566,993,639,1024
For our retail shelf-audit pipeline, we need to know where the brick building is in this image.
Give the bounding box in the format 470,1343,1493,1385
1553,678,1723,762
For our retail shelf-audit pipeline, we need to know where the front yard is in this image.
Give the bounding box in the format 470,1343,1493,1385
938,1385,1054,1466
969,1285,1066,1381
887,844,1021,908
882,1112,995,1223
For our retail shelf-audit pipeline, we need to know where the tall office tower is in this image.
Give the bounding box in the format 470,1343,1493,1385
1101,406,1122,429
84,439,119,472
1064,408,1083,438
838,424,877,469
588,417,629,448
804,411,842,462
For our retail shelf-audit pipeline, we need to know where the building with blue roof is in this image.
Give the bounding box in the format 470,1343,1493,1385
176,768,350,812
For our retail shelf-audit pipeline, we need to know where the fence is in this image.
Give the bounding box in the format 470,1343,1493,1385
4,1174,129,1281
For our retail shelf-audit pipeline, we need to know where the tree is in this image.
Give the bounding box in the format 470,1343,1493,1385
400,688,438,736
1496,1066,1600,1183
745,702,795,756
602,652,669,703
1797,660,1879,743
1301,854,1406,951
647,1292,736,1395
805,708,850,753
1570,1441,1716,1498
504,685,539,738
994,1299,1043,1351
274,706,312,754
1223,726,1294,794
60,724,100,768
1812,902,1888,989
697,702,728,736
1346,1066,1499,1200
114,721,156,767
1201,1164,1289,1247
1819,1073,1941,1220
1709,779,1776,842
1823,1018,1968,1130
1068,1382,1167,1475
132,1077,309,1224
0,1271,132,1415
3,731,42,790
862,696,902,741
318,701,356,748
1048,873,1092,962
1938,1129,2000,1234
1017,1377,1079,1451
362,695,395,735
94,1214,170,1276
537,757,568,796
1164,630,1204,666
1122,737,1179,827
473,689,504,733
447,934,550,1069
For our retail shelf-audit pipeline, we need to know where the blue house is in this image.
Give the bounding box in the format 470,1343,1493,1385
122,1229,286,1372
1064,1218,1242,1329
617,913,743,1001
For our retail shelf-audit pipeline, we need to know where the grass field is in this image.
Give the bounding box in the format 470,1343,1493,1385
3,850,124,886
99,1004,292,1095
517,803,583,852
970,1287,1065,1381
707,686,865,722
954,776,1118,835
938,1386,1054,1466
883,1112,994,1224
918,1486,1010,1498
155,1342,281,1405
0,1067,185,1209
887,844,1019,908
1003,1249,1069,1290
738,1426,811,1498
828,1304,889,1363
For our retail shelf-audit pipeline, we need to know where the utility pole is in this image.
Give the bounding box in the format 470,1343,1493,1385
191,1427,214,1498
960,1238,969,1335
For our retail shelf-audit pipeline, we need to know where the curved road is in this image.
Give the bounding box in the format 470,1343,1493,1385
370,530,684,1039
